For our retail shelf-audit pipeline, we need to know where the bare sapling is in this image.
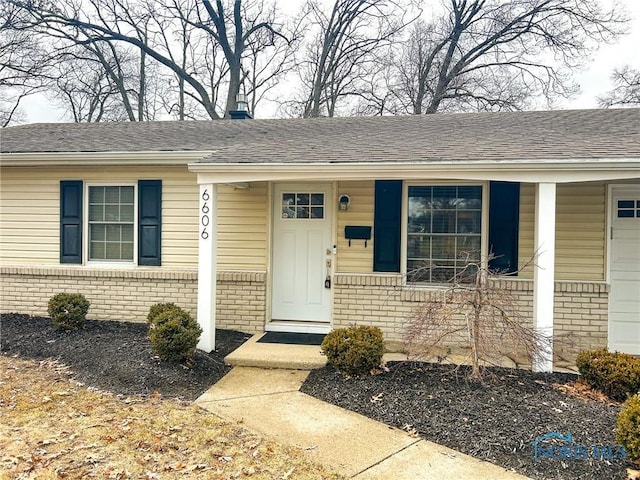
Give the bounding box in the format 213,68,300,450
404,253,552,379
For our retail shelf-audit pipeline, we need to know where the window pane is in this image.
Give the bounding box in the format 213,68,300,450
106,225,120,242
104,186,120,204
121,242,133,260
120,204,134,222
408,212,431,233
432,265,455,283
407,235,430,258
618,200,634,208
458,186,482,209
283,193,295,206
120,186,134,204
121,224,133,241
89,204,103,222
282,206,295,218
407,260,431,282
105,242,121,259
297,206,309,218
432,186,457,209
104,204,120,221
458,236,481,260
432,236,456,260
432,210,455,233
457,211,481,234
311,207,324,219
296,193,310,205
311,193,324,205
618,210,634,218
90,224,105,241
89,187,104,203
90,241,105,259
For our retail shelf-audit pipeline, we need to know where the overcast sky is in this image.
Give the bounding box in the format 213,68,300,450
17,0,640,123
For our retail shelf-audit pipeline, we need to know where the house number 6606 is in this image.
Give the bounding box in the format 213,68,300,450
201,189,210,239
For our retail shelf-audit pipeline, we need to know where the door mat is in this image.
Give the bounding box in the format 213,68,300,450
257,332,326,346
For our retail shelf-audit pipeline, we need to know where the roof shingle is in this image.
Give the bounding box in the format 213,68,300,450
1,109,638,163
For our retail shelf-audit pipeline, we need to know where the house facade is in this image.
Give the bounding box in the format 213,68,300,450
1,109,639,371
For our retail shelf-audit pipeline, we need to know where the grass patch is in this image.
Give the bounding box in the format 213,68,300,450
0,355,341,479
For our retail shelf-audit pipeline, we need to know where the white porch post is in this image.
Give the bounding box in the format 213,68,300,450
197,183,217,352
533,182,556,372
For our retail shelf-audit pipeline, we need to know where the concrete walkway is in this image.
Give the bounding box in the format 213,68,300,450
196,367,531,479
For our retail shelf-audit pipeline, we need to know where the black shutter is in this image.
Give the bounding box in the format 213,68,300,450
60,180,83,264
373,180,402,272
488,181,520,274
138,180,162,266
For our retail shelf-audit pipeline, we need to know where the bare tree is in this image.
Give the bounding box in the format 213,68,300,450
0,4,54,126
51,53,122,122
404,256,553,379
598,65,640,108
6,0,295,119
48,41,163,122
379,0,627,114
285,0,413,118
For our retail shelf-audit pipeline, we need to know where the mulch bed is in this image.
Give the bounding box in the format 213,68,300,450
301,362,633,480
0,313,251,401
2,313,635,479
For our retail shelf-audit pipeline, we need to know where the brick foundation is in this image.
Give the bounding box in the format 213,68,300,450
0,266,266,333
333,274,609,365
1,267,610,365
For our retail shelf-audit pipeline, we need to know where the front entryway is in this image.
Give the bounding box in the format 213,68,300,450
609,185,640,355
270,184,333,331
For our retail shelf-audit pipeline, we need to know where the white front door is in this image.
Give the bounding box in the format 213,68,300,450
609,185,640,354
271,184,333,326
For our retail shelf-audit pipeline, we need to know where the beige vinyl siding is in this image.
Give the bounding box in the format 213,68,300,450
217,183,268,270
0,167,268,270
519,182,606,280
0,166,199,267
336,181,375,273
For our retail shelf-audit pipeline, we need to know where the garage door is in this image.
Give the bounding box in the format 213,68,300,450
609,186,640,354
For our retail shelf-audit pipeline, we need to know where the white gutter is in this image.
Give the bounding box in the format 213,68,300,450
188,158,640,184
0,150,215,166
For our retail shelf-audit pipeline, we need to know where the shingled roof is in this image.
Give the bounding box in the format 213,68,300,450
1,108,639,163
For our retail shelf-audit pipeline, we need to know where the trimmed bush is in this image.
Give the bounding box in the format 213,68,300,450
147,302,182,324
148,308,202,363
321,326,384,376
617,394,640,462
47,293,90,330
576,348,640,402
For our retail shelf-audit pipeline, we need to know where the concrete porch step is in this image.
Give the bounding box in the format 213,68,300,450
224,333,327,369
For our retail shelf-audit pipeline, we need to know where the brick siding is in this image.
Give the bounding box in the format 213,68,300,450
0,267,266,333
333,274,609,365
1,267,610,365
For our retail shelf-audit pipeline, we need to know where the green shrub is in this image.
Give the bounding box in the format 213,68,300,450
148,308,202,363
47,293,90,330
617,394,640,462
147,302,182,324
321,326,384,376
576,348,640,402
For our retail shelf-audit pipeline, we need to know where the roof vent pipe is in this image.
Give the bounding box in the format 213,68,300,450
229,93,253,120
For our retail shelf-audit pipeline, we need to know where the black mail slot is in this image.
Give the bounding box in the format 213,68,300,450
344,226,372,247
345,226,372,240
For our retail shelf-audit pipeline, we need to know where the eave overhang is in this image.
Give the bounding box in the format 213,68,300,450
0,150,215,167
189,158,640,184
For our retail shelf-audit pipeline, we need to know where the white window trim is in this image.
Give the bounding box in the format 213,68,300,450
401,180,489,287
84,182,138,267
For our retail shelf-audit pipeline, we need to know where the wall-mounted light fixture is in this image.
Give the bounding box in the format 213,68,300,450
338,194,351,211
